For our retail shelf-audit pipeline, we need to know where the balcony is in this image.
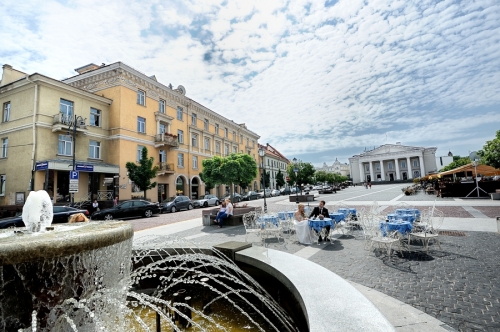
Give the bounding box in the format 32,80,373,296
154,133,179,148
157,162,174,176
52,113,88,133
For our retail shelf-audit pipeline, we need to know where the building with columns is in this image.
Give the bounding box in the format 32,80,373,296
316,158,350,177
349,143,437,183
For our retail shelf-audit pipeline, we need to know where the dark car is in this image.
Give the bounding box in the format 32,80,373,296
160,196,194,213
242,191,259,201
224,193,242,203
0,206,90,229
91,200,160,220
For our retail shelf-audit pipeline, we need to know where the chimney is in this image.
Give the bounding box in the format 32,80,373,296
1,64,28,87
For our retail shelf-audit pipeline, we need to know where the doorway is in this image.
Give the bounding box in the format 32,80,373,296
157,184,168,202
389,173,394,181
402,172,407,180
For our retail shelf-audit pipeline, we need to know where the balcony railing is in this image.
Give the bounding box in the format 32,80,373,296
155,133,179,148
157,162,174,175
52,113,87,132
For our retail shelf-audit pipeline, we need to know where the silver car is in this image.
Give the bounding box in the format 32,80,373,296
194,194,220,208
271,189,280,197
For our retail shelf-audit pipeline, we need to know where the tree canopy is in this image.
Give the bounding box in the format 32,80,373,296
286,161,315,193
478,130,500,169
439,157,471,172
260,171,270,188
125,147,159,199
201,153,258,198
275,169,285,188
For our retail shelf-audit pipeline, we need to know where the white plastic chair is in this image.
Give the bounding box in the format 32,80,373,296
411,208,443,253
242,211,263,244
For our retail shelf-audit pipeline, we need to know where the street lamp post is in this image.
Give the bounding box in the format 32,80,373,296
258,148,268,213
66,114,85,205
293,158,299,204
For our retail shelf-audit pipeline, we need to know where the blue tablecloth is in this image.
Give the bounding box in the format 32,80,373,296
257,216,279,228
387,213,415,223
308,218,334,232
380,221,412,236
278,211,295,220
395,208,421,217
329,212,345,223
387,213,398,221
338,208,349,216
349,208,357,215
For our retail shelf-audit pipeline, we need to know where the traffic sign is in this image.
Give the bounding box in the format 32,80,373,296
70,171,79,180
286,176,290,181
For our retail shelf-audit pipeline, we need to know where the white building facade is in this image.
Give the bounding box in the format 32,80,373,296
349,143,437,183
258,143,289,190
316,158,350,177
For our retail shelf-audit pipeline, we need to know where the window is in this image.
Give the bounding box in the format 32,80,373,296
413,160,419,167
215,142,220,153
252,140,255,147
1,138,7,158
3,102,10,122
233,146,237,153
191,113,197,125
137,90,145,105
413,170,420,178
233,131,236,141
177,130,184,143
178,153,184,167
388,162,393,170
192,156,198,169
215,124,219,135
401,161,406,169
177,106,183,120
159,99,166,113
159,123,167,134
60,99,73,120
240,135,243,143
137,117,146,133
137,145,145,161
224,144,229,156
365,164,369,172
204,138,210,150
224,127,228,137
89,140,101,159
58,135,72,156
192,134,198,147
159,150,166,162
89,108,101,127
204,118,209,130
246,138,249,146
0,175,5,196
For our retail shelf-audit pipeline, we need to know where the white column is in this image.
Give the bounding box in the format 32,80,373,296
395,158,401,180
419,155,425,177
380,160,385,181
407,157,413,179
358,162,364,183
369,161,374,182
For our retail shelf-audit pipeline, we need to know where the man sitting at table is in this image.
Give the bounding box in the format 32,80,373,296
309,200,330,242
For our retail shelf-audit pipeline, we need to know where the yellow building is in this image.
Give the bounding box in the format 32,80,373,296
0,64,116,206
0,62,261,205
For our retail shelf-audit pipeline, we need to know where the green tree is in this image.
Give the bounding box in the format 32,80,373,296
199,171,215,194
314,170,328,184
125,147,159,200
478,130,500,169
286,161,315,194
275,169,285,188
439,157,471,172
260,171,270,188
201,153,258,200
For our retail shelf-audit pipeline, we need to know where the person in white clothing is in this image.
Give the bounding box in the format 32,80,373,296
294,204,316,244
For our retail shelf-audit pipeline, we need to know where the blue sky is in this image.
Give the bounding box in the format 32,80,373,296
1,0,499,166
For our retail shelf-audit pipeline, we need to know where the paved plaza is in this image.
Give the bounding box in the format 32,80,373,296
130,183,500,331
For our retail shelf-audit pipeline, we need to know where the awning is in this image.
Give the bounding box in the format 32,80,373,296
437,163,500,177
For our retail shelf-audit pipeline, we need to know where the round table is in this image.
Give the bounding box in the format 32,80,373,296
257,215,279,228
308,218,334,232
380,221,412,236
329,212,345,223
395,208,421,217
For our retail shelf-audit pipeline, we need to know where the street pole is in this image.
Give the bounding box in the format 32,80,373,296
71,114,77,204
258,147,267,213
293,158,299,204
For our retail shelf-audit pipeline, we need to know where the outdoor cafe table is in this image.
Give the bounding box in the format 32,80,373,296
395,208,421,217
329,212,345,223
278,211,295,220
308,218,334,233
380,221,413,236
387,213,416,223
257,215,279,228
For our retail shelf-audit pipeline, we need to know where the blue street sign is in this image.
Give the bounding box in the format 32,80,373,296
76,164,94,172
36,161,48,170
70,171,79,180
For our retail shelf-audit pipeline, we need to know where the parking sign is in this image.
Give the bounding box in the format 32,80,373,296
70,171,79,180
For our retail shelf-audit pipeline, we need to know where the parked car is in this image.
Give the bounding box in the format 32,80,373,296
280,187,291,195
160,196,194,213
194,194,220,208
257,189,272,198
290,187,298,194
271,189,281,197
0,206,90,229
242,191,259,201
91,200,160,220
224,193,242,203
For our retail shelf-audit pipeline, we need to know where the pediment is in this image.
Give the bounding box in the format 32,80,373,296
360,144,423,157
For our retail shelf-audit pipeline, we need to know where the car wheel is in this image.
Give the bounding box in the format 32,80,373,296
188,204,193,210
203,202,208,207
104,214,113,221
171,206,176,213
236,197,241,203
215,200,220,206
144,209,153,218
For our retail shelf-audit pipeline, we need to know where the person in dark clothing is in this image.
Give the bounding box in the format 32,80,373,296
309,200,330,242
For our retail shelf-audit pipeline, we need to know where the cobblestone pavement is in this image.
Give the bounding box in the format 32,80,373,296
473,206,500,218
381,206,475,218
